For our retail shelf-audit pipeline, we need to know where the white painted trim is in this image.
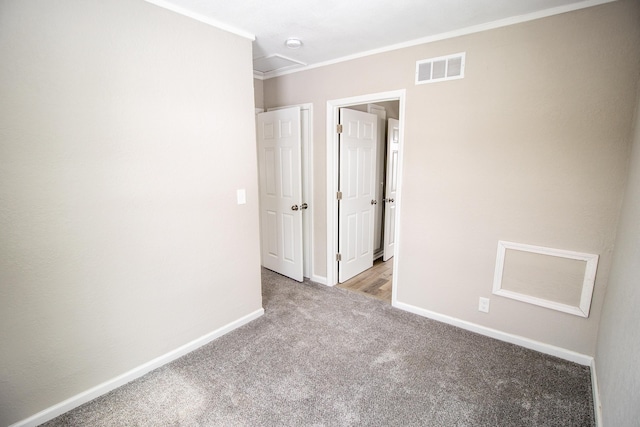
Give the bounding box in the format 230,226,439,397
393,300,594,366
9,308,265,427
301,106,314,280
326,90,406,292
143,0,255,41
310,274,328,286
591,359,603,426
390,101,406,307
326,101,338,286
262,0,615,80
492,240,599,317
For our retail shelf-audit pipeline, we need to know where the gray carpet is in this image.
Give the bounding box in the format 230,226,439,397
43,269,594,426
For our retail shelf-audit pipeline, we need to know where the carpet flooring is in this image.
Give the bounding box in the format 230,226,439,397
43,268,594,426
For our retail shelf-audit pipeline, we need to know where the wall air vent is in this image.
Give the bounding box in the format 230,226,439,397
415,52,466,85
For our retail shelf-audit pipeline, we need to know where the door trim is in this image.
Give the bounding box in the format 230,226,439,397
326,90,406,306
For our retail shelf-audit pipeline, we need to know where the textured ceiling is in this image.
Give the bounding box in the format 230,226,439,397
147,0,611,78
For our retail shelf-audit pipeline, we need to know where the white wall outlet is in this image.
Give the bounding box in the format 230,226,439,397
236,189,246,205
479,297,490,313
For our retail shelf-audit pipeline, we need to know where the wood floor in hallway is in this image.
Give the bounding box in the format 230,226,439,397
337,258,392,303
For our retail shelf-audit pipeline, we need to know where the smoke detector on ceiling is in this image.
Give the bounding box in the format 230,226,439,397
285,38,303,49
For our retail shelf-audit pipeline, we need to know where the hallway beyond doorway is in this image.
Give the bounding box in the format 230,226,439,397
337,258,392,303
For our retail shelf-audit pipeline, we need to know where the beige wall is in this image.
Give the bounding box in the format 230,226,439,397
348,101,399,119
595,85,640,426
264,0,640,355
254,78,264,110
0,0,262,425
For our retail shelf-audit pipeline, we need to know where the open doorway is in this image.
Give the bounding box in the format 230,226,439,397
338,257,393,302
326,90,406,305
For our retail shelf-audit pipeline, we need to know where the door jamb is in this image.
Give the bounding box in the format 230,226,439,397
326,90,406,306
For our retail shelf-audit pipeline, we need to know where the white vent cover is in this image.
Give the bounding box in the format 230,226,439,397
415,52,466,85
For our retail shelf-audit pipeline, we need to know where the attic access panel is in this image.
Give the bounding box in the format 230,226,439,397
253,54,306,74
492,241,599,317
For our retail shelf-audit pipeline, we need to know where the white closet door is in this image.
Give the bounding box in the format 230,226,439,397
383,118,399,262
257,107,303,282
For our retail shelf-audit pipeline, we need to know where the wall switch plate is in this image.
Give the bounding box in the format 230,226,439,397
237,189,246,205
479,297,490,313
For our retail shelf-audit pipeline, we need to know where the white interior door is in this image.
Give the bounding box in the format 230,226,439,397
338,108,377,283
367,104,387,257
268,104,313,280
383,118,399,262
257,107,303,282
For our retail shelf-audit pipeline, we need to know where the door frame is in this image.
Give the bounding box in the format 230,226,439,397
326,90,406,305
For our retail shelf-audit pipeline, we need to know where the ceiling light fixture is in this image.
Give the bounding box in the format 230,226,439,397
285,38,303,49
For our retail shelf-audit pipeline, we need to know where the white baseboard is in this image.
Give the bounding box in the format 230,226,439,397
310,274,328,286
591,359,603,426
393,300,593,366
10,308,265,427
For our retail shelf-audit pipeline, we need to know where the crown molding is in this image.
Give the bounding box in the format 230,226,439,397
144,0,255,40
261,0,616,79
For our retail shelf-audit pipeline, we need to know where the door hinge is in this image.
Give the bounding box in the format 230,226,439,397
336,123,343,134
336,253,342,262
336,191,342,200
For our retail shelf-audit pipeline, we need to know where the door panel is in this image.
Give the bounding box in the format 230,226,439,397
264,149,277,195
266,210,278,256
360,145,374,196
346,214,357,261
361,209,372,255
257,107,303,282
383,118,400,262
280,147,294,197
339,108,377,283
282,213,296,262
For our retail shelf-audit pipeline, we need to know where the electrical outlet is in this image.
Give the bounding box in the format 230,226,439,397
479,297,490,313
